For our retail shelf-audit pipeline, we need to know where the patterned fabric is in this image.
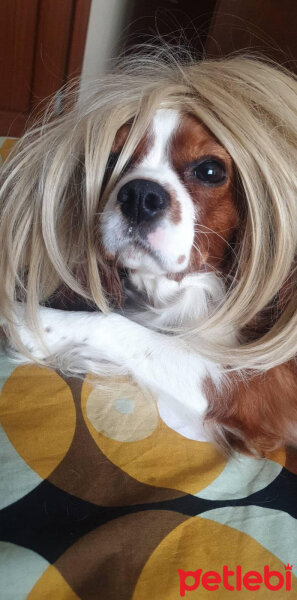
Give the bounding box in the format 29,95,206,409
0,350,297,599
0,137,17,165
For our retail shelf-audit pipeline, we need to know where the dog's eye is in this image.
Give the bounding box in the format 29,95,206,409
192,159,227,185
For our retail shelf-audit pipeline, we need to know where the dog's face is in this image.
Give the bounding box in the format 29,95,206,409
101,110,238,281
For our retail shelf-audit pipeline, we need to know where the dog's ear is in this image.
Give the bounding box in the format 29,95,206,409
61,154,125,309
44,285,96,311
240,264,297,344
205,360,297,455
99,259,124,307
45,261,124,311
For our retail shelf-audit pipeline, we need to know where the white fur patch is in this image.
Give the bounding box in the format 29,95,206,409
100,108,195,276
139,109,179,168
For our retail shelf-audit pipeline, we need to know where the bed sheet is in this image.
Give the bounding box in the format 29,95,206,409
0,350,297,599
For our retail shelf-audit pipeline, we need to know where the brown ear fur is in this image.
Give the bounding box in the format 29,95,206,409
205,360,297,455
204,173,297,454
46,260,123,311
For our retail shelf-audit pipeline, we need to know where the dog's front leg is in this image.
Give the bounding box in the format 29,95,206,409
13,305,215,414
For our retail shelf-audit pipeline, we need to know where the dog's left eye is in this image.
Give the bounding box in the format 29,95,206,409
192,159,227,185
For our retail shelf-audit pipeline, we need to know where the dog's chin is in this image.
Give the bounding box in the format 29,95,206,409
117,245,164,274
110,239,187,277
101,212,191,277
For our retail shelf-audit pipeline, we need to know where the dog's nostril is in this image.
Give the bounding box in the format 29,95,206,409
117,179,170,224
144,192,167,212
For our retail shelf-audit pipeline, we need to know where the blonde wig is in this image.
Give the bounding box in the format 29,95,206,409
1,50,297,372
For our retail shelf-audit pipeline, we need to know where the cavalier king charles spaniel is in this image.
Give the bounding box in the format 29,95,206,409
1,51,297,454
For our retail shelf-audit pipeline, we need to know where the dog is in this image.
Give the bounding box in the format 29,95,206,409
0,51,297,454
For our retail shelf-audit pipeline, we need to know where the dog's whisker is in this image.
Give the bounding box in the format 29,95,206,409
194,226,237,259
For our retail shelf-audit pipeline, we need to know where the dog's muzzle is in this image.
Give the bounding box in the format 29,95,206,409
117,179,170,225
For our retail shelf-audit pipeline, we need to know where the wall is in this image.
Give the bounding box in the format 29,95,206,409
80,0,132,84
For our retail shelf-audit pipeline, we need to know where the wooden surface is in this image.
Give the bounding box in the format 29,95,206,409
206,0,297,69
125,0,217,55
126,0,297,70
0,0,39,113
0,0,91,136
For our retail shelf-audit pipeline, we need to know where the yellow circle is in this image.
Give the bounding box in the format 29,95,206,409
0,138,17,163
0,365,76,478
28,564,80,600
133,517,297,598
82,376,226,494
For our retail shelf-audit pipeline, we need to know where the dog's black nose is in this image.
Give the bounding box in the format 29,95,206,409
117,179,170,224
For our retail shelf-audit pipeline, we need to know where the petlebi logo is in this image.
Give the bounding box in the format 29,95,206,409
178,564,293,595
